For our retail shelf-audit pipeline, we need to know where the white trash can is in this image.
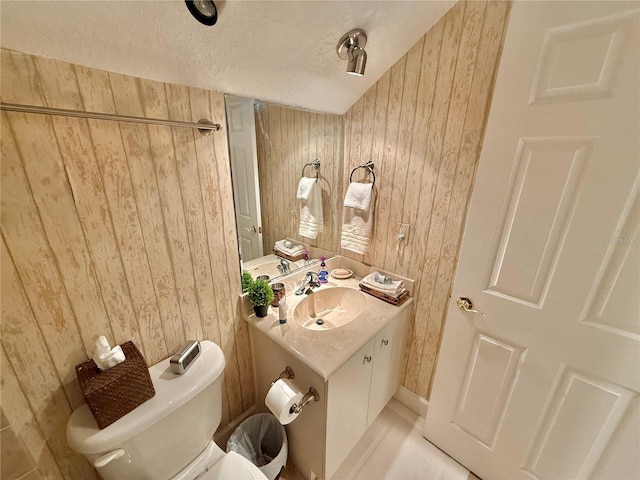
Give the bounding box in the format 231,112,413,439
226,413,288,480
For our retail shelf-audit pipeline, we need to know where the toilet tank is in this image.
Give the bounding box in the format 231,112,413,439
67,341,226,480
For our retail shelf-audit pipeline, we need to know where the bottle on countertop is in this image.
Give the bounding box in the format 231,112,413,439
318,257,329,283
278,296,287,324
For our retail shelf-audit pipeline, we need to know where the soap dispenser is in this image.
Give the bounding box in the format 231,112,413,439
318,257,329,283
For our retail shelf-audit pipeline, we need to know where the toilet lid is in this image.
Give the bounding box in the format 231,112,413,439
201,451,268,480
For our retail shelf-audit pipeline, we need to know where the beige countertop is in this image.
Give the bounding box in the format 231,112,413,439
246,257,414,380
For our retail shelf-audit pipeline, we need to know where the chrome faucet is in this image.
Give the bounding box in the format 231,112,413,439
295,271,321,295
304,286,317,318
276,258,291,275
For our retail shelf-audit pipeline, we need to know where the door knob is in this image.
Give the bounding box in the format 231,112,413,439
244,226,263,233
456,297,487,317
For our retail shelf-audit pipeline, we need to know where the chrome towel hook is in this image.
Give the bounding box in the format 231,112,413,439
349,160,375,186
301,159,320,179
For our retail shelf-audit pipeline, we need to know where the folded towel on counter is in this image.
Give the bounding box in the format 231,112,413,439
359,283,409,305
298,178,324,239
343,181,373,211
341,183,375,254
361,271,405,297
296,177,317,201
274,239,305,255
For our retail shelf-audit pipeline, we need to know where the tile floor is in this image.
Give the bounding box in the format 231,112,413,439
281,398,479,480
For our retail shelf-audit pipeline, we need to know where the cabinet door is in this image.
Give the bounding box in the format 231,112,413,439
367,313,407,427
325,339,374,479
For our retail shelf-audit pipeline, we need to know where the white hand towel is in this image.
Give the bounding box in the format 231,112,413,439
299,179,324,239
361,272,405,296
274,240,305,255
343,182,373,211
296,177,316,201
341,186,375,254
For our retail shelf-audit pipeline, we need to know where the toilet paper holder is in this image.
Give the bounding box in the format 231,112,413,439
273,366,320,414
290,387,320,414
272,366,295,384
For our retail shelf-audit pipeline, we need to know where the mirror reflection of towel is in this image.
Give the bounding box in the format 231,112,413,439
274,240,304,255
298,178,323,239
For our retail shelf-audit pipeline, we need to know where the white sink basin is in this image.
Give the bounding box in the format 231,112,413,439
294,287,367,331
246,261,281,279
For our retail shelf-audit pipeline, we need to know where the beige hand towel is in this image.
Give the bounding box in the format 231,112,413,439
274,240,305,255
343,181,373,211
341,183,375,254
299,179,324,239
361,272,405,296
296,177,316,200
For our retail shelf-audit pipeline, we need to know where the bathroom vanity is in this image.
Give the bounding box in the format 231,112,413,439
247,262,413,479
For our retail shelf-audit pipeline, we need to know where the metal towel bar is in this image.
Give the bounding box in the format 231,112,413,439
0,102,220,135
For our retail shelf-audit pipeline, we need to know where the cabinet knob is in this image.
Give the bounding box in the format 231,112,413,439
364,355,372,363
381,339,389,346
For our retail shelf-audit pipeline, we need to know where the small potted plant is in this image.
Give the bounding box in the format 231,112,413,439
247,279,274,318
241,271,253,293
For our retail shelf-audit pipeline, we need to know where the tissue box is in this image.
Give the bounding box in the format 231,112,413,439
75,341,155,429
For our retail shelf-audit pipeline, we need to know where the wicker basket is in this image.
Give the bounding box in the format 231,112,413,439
359,283,410,306
273,249,307,262
76,341,155,429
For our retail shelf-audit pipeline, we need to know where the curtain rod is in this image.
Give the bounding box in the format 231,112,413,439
0,102,221,135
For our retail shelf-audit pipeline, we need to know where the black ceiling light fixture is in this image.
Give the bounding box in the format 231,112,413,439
185,0,218,26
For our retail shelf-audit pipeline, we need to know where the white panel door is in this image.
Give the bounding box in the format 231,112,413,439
226,95,263,262
424,2,639,479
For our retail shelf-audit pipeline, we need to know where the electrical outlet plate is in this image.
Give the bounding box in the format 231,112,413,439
398,223,410,242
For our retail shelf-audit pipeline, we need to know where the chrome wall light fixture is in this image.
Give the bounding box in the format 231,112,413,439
185,0,218,26
337,29,367,76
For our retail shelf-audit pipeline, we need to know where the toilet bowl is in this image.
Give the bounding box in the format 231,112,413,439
67,341,267,480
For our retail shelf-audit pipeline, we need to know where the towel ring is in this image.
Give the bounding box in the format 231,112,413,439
301,159,320,179
349,161,375,186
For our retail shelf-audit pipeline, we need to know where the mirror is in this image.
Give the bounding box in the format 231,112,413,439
225,96,344,284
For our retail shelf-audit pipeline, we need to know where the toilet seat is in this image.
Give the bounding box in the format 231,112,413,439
171,441,267,480
201,451,267,479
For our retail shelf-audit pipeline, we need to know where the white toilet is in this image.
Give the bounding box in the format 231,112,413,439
67,341,268,480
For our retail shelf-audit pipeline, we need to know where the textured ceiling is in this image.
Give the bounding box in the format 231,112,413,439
0,0,455,114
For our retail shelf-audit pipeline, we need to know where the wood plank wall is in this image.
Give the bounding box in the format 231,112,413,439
0,49,254,479
254,103,343,254
341,0,510,399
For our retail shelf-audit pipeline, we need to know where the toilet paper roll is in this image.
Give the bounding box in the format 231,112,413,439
265,378,304,425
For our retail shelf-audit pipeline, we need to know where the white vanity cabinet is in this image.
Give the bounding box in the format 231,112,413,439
249,277,413,480
325,340,373,477
367,314,407,427
325,310,408,478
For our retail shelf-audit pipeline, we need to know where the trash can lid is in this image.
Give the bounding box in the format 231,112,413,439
202,451,268,480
